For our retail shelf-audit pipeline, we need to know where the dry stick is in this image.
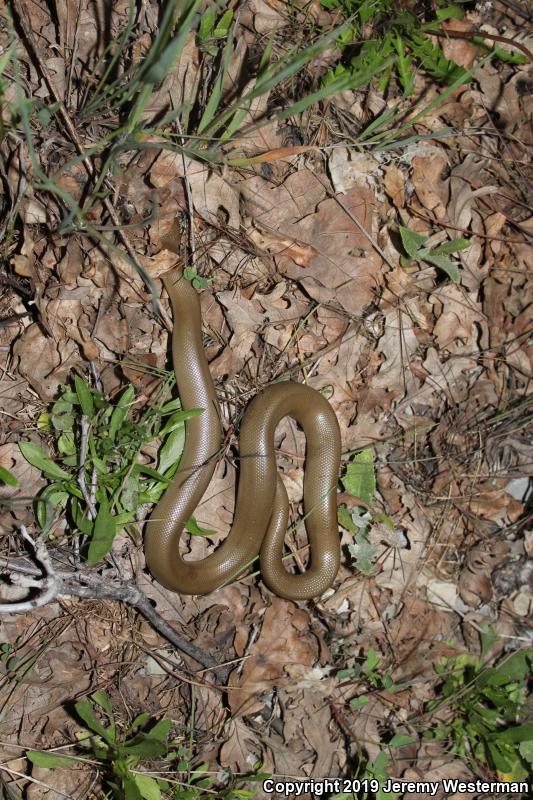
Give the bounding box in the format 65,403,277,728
78,414,97,520
428,26,533,64
0,545,221,675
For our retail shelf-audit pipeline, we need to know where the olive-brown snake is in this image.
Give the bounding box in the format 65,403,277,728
144,271,341,599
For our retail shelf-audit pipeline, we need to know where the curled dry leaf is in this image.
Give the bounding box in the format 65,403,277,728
219,718,264,774
13,323,69,400
242,172,382,314
411,152,449,219
227,598,318,717
458,538,510,607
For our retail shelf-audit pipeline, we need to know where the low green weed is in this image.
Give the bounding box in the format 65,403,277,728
425,647,533,781
319,0,526,98
399,226,470,283
338,448,398,575
18,375,199,562
338,647,397,709
26,691,261,799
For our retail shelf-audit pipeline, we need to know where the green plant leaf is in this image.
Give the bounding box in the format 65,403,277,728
350,695,369,710
388,733,416,748
128,712,151,734
51,399,75,432
75,375,95,418
423,253,461,283
342,449,376,505
479,623,499,661
109,385,135,442
36,483,70,529
87,495,117,563
399,225,428,258
363,648,380,674
124,735,168,759
487,741,513,771
74,698,114,743
133,773,162,800
124,775,143,800
338,505,357,532
0,465,18,487
519,739,533,764
198,5,215,40
19,441,71,480
213,9,233,38
185,516,216,537
494,723,533,745
158,408,203,437
158,426,185,476
27,750,73,768
432,237,470,256
91,690,113,719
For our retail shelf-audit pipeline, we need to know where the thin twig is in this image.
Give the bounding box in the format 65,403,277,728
78,414,97,520
428,26,533,64
0,541,223,676
176,120,197,268
0,527,58,613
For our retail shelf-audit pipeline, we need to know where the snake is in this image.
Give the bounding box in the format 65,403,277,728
144,270,341,600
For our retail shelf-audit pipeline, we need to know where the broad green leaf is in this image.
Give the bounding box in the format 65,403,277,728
36,484,69,529
27,750,72,768
433,237,470,256
87,495,116,563
399,225,428,258
342,448,376,505
75,375,95,418
123,735,168,758
157,408,203,437
91,690,113,719
132,464,171,483
159,398,182,414
144,718,172,741
123,775,143,800
128,712,151,733
51,399,75,432
494,723,533,745
109,385,135,442
424,253,461,283
487,741,512,771
198,5,215,40
74,699,113,743
388,733,416,748
70,497,94,535
363,647,380,674
337,505,357,532
19,441,71,480
519,739,533,763
213,9,233,38
435,5,465,21
158,426,185,476
349,695,369,710
133,773,161,800
479,623,499,661
0,465,18,487
57,431,77,456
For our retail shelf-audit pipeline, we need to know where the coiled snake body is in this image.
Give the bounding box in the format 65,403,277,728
145,271,341,600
